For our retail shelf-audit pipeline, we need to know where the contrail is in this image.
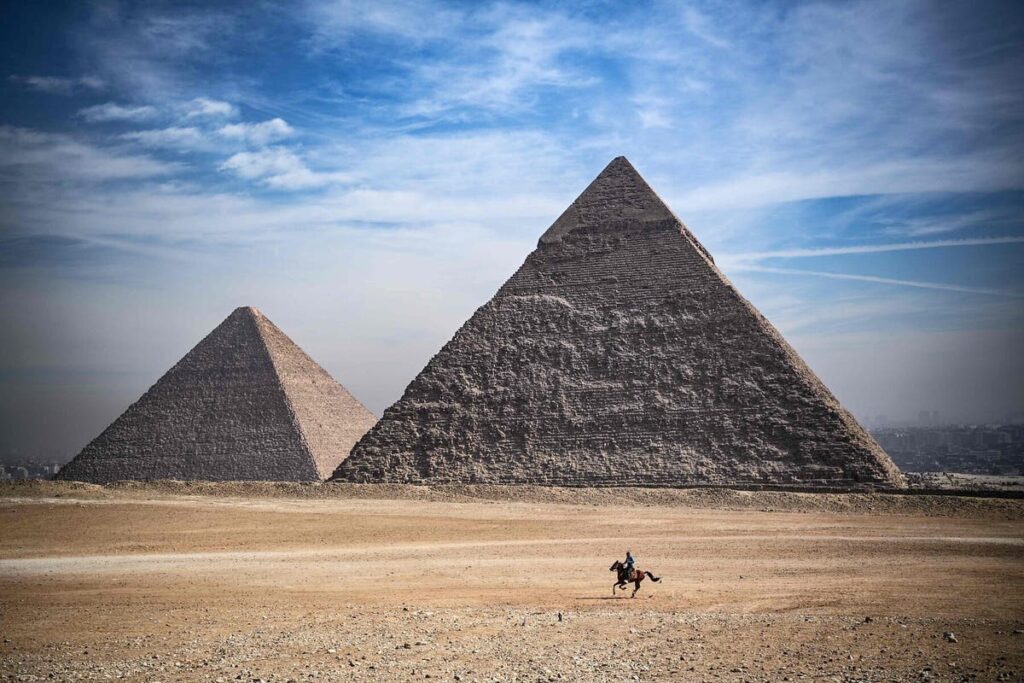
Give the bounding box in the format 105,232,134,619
731,264,1023,298
722,236,1024,263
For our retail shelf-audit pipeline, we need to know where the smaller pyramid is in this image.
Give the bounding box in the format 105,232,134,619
57,307,377,483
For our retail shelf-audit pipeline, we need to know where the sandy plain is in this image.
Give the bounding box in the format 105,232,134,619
1,482,1022,682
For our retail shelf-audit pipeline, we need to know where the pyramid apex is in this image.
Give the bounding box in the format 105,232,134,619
594,156,641,181
539,156,675,246
232,306,263,318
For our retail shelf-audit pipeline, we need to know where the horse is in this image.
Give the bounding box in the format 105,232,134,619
609,559,661,597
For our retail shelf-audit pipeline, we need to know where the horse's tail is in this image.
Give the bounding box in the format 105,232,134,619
645,571,661,582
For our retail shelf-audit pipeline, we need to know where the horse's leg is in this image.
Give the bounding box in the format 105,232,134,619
632,581,640,598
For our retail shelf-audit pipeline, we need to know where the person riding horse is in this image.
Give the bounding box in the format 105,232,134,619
609,552,661,597
623,550,635,581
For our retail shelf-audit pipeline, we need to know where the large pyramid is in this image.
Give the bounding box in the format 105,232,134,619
57,307,377,483
332,157,904,489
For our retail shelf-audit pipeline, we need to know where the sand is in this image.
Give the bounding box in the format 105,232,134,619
1,481,1022,681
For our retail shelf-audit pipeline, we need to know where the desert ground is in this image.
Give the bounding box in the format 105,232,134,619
1,482,1022,682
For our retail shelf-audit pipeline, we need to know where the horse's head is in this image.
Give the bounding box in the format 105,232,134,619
609,560,622,572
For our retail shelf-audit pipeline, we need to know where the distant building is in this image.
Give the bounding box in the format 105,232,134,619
872,423,1024,475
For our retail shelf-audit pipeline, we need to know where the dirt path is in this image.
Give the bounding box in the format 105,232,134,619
1,487,1022,681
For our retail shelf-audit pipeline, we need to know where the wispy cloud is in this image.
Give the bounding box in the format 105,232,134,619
0,125,177,184
309,1,596,118
721,236,1024,265
184,97,237,119
219,147,348,189
632,93,673,129
670,153,1023,212
306,0,463,45
120,126,209,150
217,118,294,145
10,75,105,95
77,7,241,97
733,264,1023,299
409,6,595,114
78,102,159,123
681,7,731,49
877,207,1021,238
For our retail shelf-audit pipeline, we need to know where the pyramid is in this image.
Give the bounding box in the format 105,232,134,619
332,157,905,489
57,307,377,483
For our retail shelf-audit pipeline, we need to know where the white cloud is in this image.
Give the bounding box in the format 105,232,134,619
219,147,347,189
217,118,294,145
633,93,673,129
309,2,595,118
408,9,594,115
670,152,1024,212
732,264,1022,299
78,102,160,123
119,126,210,150
877,208,1019,239
3,127,570,240
681,7,731,49
721,236,1024,266
307,0,462,44
184,97,237,118
79,76,106,91
11,75,106,95
76,7,240,99
0,125,177,183
324,129,577,201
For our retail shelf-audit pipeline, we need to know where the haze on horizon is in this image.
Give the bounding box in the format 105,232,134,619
1,0,1022,461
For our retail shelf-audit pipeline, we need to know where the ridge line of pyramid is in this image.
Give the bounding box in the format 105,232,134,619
251,310,376,419
247,311,324,481
704,268,905,486
251,309,379,479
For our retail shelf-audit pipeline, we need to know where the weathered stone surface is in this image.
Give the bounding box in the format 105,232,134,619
57,307,376,483
333,157,904,489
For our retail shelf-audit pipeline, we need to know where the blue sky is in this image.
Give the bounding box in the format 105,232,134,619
1,0,1022,459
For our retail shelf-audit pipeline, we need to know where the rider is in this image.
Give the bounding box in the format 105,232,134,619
624,549,635,579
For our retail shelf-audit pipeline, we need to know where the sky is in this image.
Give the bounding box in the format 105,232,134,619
1,0,1023,461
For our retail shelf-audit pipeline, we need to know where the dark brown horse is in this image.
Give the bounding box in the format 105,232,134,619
610,559,661,597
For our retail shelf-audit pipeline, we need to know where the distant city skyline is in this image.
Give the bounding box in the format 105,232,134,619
1,1,1022,459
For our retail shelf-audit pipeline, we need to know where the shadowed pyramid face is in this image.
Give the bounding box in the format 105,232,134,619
333,157,904,489
57,307,377,483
